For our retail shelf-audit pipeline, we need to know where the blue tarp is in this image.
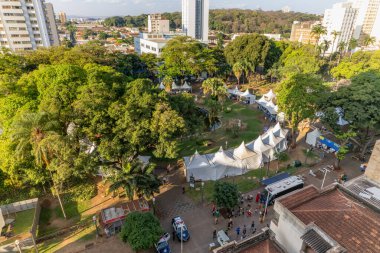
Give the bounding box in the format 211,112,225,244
318,136,340,152
261,172,290,186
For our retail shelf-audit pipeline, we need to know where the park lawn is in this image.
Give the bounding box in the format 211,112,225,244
178,101,263,158
13,209,35,235
55,198,91,221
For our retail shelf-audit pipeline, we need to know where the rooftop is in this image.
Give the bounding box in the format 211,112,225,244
279,186,380,252
240,238,284,253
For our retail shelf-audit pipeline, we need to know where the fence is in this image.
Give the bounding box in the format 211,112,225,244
0,198,38,215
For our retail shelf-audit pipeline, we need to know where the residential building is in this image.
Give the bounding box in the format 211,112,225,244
290,21,321,45
182,0,209,42
270,140,380,253
282,6,291,13
0,0,59,51
148,14,170,33
134,32,184,56
349,0,380,45
321,1,358,53
58,11,66,24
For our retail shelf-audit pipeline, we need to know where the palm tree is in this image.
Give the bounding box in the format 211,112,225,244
348,38,358,57
106,160,161,200
232,62,244,86
337,41,347,63
330,31,341,62
322,40,331,58
311,24,327,48
362,35,376,47
12,112,67,219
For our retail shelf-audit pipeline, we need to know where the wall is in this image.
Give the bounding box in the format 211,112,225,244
0,198,38,215
365,140,380,184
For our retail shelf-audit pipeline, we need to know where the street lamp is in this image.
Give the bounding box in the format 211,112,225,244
201,181,205,204
180,226,183,253
152,197,156,214
93,215,99,237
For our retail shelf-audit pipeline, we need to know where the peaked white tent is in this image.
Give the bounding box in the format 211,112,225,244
159,82,165,90
182,81,192,91
263,89,276,101
172,82,180,90
184,124,289,182
306,128,322,146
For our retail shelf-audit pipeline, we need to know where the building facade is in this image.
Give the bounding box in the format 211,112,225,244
322,1,358,53
289,21,321,45
350,0,380,44
134,32,184,56
148,14,170,33
182,0,209,42
0,0,59,51
58,11,66,24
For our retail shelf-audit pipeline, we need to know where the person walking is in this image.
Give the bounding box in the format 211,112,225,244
214,209,220,224
255,192,260,203
182,186,186,194
213,229,217,239
236,226,240,239
242,225,247,238
250,220,255,232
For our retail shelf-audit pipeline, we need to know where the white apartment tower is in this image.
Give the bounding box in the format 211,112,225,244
349,0,380,44
182,0,209,42
322,1,358,53
0,0,59,52
148,14,170,33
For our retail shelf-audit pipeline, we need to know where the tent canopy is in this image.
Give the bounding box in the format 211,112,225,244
159,82,165,90
306,128,322,146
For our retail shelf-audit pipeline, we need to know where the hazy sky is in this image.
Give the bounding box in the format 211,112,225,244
49,0,342,17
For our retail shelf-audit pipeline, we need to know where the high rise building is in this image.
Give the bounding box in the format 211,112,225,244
182,0,209,42
0,0,59,52
148,14,170,33
349,0,380,44
58,11,67,24
290,20,321,45
321,1,358,53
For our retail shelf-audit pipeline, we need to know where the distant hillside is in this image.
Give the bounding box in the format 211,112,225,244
104,9,321,37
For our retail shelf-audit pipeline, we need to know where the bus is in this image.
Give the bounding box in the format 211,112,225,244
263,176,304,205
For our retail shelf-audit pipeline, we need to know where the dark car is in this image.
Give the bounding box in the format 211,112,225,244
155,233,171,253
172,216,190,241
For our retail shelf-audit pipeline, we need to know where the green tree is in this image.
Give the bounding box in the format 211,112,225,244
362,35,376,47
274,152,289,172
213,181,239,211
162,76,174,92
337,41,346,63
107,160,160,200
348,38,358,56
120,212,163,251
11,112,68,218
321,39,331,58
277,74,326,147
311,24,327,47
232,62,244,86
66,22,77,45
202,78,227,102
330,31,341,62
216,32,224,49
98,31,109,40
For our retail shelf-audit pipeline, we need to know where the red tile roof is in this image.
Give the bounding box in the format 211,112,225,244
278,185,319,209
285,188,380,252
240,239,283,253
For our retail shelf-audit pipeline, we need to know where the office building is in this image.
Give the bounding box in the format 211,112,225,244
148,14,170,33
182,0,209,42
58,11,67,24
134,32,184,56
321,1,358,53
290,21,321,45
0,0,59,51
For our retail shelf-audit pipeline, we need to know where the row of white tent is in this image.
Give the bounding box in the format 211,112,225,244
227,87,256,104
184,123,289,182
159,81,192,91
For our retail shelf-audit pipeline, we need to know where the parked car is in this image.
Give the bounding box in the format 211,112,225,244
172,216,190,241
155,233,171,253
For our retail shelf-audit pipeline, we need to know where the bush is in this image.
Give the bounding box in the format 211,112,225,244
69,182,97,202
213,181,239,210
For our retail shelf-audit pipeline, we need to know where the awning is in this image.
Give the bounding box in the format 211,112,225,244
261,172,290,186
318,136,340,152
301,229,332,253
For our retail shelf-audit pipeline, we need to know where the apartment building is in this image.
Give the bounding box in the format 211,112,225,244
290,21,321,45
322,1,358,53
350,0,380,44
148,14,170,33
58,11,66,24
182,0,209,42
0,0,59,52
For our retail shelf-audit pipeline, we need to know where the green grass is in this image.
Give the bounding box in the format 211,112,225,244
55,197,91,220
178,101,263,157
13,209,35,235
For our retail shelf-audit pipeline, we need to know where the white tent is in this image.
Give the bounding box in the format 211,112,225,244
182,81,192,91
230,142,263,170
241,90,256,104
172,81,180,90
159,82,165,90
184,151,212,181
306,128,322,146
263,89,276,101
207,147,244,179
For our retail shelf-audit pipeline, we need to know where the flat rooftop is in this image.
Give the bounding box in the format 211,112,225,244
279,186,380,252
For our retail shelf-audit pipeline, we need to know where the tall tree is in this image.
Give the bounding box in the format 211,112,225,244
311,24,327,47
232,62,244,86
330,31,341,62
202,78,227,101
277,74,326,147
362,35,376,47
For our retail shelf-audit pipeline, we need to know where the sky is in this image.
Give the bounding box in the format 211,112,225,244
49,0,343,17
